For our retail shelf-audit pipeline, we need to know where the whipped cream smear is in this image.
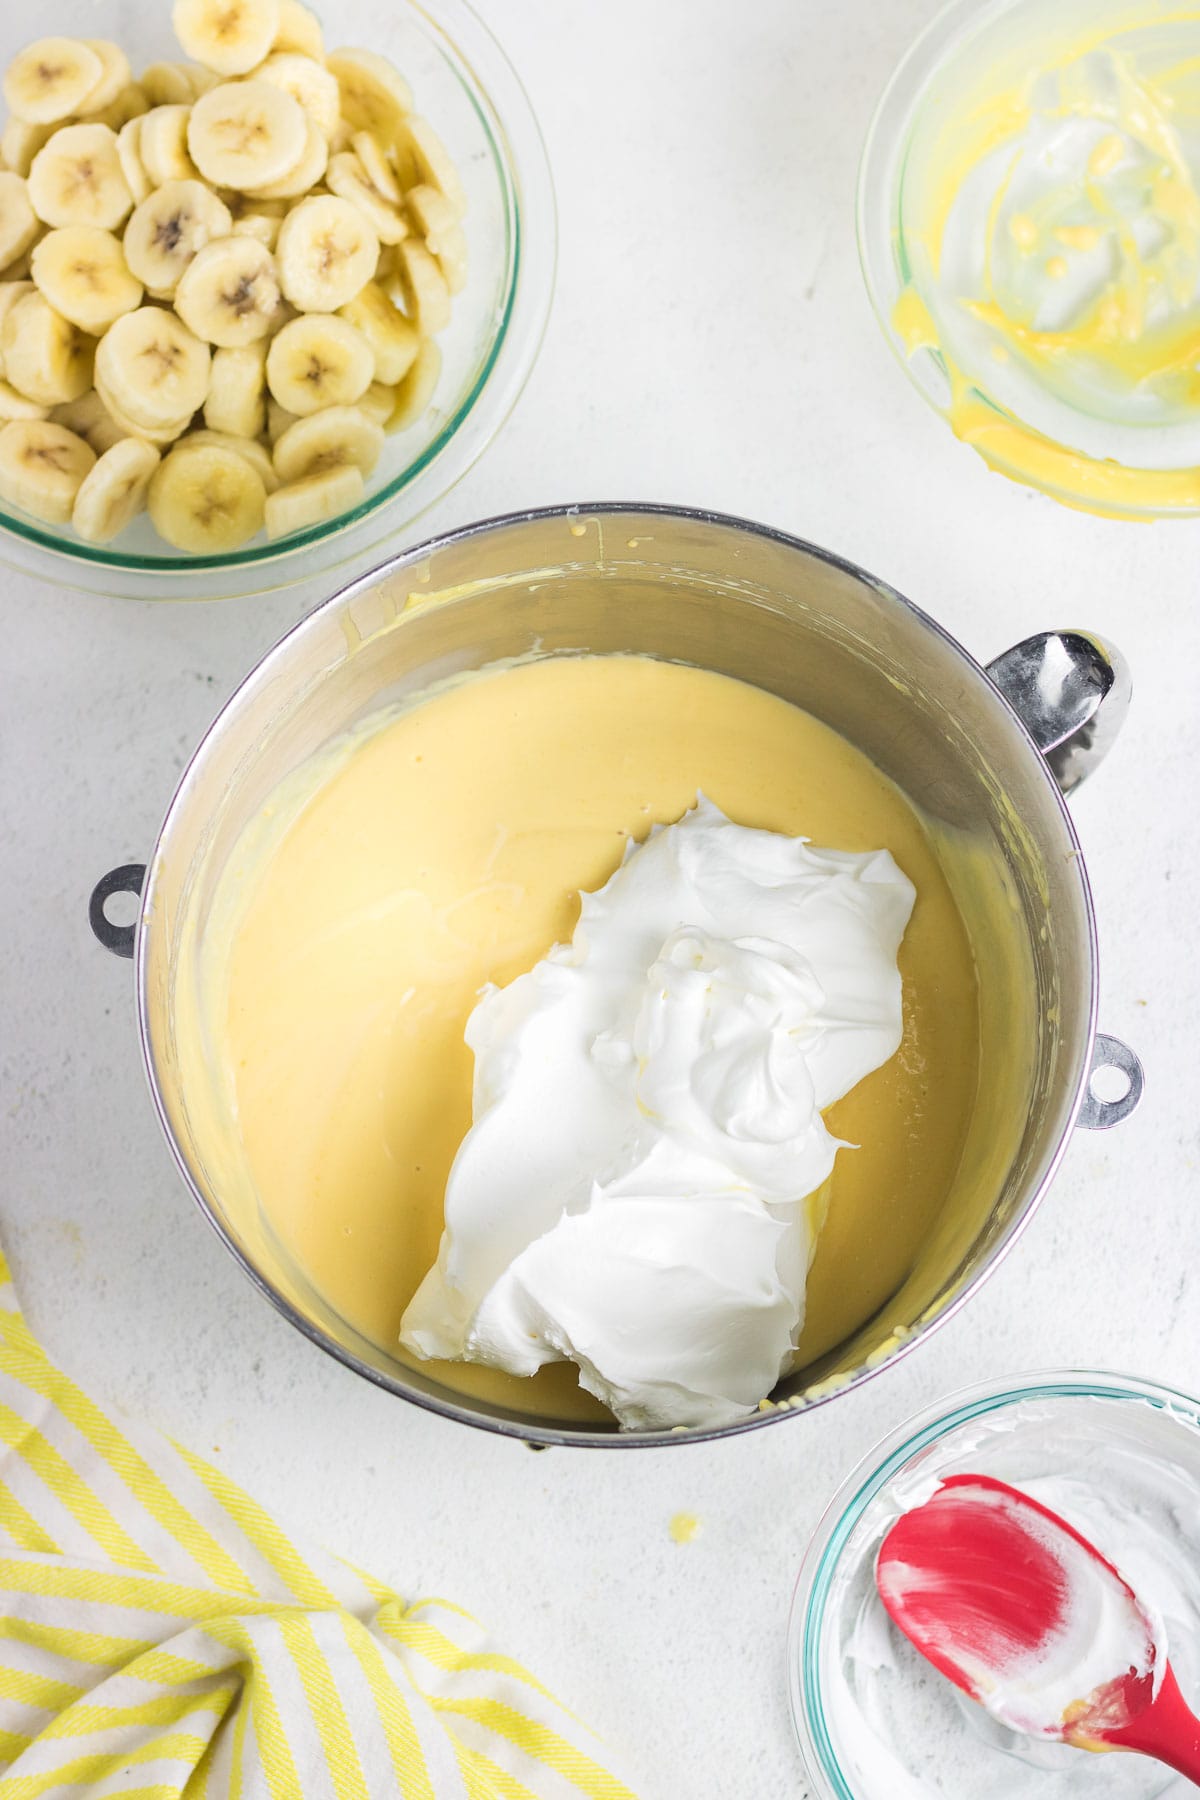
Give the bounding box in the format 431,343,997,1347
401,798,915,1430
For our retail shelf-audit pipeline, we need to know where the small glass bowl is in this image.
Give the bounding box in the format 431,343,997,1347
789,1371,1200,1800
857,0,1200,519
0,0,555,599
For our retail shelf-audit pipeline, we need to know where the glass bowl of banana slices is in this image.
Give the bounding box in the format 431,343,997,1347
0,0,554,599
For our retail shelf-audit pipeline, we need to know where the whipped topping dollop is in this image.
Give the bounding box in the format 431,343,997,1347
400,798,915,1430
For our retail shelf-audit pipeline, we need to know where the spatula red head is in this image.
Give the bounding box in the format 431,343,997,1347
875,1474,1158,1741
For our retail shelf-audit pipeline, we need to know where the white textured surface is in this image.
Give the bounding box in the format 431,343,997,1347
1,3,1198,1796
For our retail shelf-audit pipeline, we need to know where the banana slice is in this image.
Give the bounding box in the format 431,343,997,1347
178,63,221,100
357,379,393,428
275,194,377,313
93,370,190,445
244,116,327,201
401,116,466,218
272,403,382,482
326,49,412,141
256,53,339,139
265,311,374,414
0,379,50,421
1,290,93,404
116,119,152,206
0,417,95,521
182,425,277,488
232,211,281,249
28,125,133,231
77,41,132,115
273,0,324,59
1,120,55,180
204,339,266,435
83,81,150,134
123,180,233,295
264,460,363,539
71,433,159,541
4,39,104,127
0,278,36,332
407,182,468,295
174,235,282,347
148,437,265,549
49,389,106,435
387,335,440,432
325,151,408,245
85,404,132,453
173,0,281,78
138,106,200,187
96,304,210,427
187,79,306,190
351,131,401,203
337,279,417,383
391,239,450,336
265,394,296,442
31,227,143,333
0,175,40,272
139,63,195,108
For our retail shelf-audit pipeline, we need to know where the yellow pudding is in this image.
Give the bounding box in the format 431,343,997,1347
189,653,980,1422
878,0,1200,515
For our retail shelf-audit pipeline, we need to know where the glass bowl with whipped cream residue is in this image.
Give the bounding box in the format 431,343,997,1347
858,0,1200,518
789,1371,1200,1800
0,0,555,599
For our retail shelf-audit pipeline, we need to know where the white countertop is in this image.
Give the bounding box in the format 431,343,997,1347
3,2,1199,1795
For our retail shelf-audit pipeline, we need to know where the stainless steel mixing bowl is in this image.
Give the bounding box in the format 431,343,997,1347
91,505,1143,1446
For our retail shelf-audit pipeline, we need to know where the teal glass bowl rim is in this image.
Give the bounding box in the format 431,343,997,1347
787,1368,1200,1799
0,0,542,579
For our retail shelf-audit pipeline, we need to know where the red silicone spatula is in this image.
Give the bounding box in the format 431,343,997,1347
875,1473,1200,1785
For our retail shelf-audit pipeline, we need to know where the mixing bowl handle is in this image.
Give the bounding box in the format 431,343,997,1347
89,864,147,961
1077,1034,1144,1131
985,630,1130,795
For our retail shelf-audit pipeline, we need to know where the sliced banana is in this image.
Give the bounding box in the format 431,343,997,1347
351,131,401,204
256,53,339,139
232,211,281,249
31,227,144,333
275,194,377,312
272,0,324,59
265,311,374,414
116,118,152,207
325,150,408,245
178,63,221,100
140,63,196,108
174,235,282,346
0,379,50,421
244,116,327,201
173,0,281,78
123,180,233,295
4,39,104,127
357,379,393,428
95,304,210,427
84,81,151,133
0,279,35,368
326,49,412,141
49,389,106,435
0,252,36,283
272,403,382,482
407,182,467,294
1,290,93,404
28,124,133,231
0,417,95,521
138,106,200,187
84,403,130,453
182,425,277,488
148,437,265,549
1,120,55,180
204,339,266,435
71,433,158,541
187,78,306,190
391,239,450,336
337,279,417,384
264,460,363,539
265,393,296,441
387,335,440,432
401,116,466,218
93,371,190,445
77,41,133,115
0,174,40,272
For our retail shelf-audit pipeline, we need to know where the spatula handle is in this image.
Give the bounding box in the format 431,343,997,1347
1104,1664,1200,1786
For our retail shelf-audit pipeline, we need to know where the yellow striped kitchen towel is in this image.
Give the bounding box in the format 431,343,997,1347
0,1250,637,1799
